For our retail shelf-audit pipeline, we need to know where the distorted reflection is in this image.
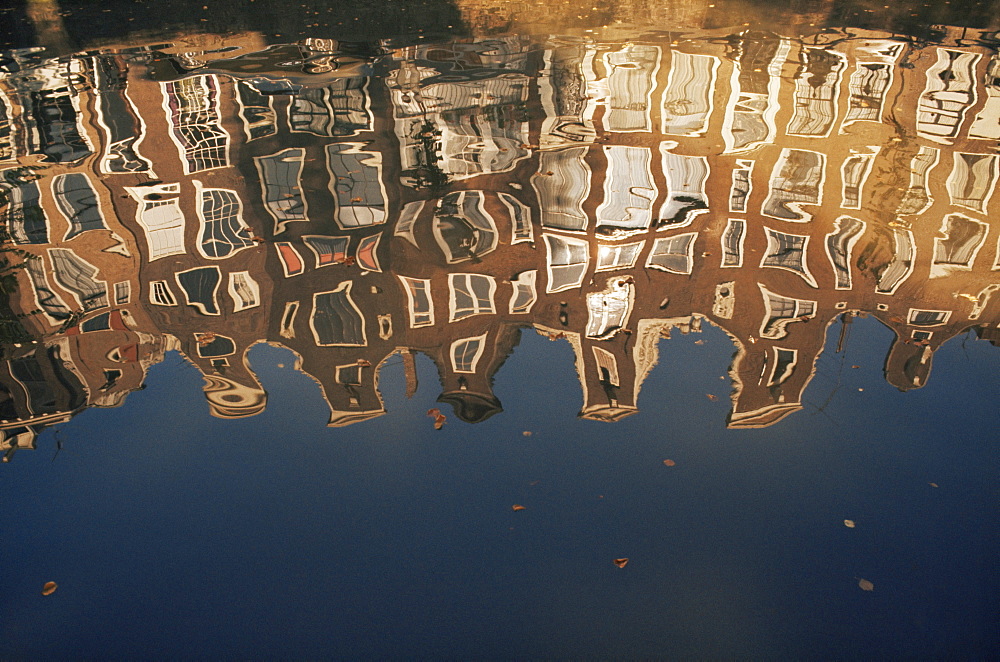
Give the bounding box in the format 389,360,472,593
2,18,1000,459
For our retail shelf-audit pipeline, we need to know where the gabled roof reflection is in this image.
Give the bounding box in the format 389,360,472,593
1,21,999,451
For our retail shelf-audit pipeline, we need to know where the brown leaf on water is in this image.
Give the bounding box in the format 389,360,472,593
858,578,874,591
613,558,629,568
41,582,57,596
663,459,676,467
851,365,860,369
705,393,718,401
426,408,446,429
512,504,526,511
929,482,939,488
522,430,532,437
844,519,856,528
694,339,704,345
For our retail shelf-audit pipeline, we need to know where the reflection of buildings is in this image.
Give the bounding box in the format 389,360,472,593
1,25,999,452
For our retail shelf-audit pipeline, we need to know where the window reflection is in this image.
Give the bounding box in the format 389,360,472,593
0,26,999,441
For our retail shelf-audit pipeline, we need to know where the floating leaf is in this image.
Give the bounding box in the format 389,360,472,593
41,582,57,596
694,339,704,345
613,558,629,568
929,482,939,488
705,393,718,401
851,365,860,369
522,431,532,437
844,519,856,528
663,459,676,467
858,578,874,591
512,504,526,511
426,408,446,429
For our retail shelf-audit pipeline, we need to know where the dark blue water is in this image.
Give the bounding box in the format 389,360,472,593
2,318,996,658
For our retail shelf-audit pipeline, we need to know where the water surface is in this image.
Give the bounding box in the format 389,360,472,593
0,0,997,657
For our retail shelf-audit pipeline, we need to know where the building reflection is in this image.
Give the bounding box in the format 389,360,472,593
1,21,999,456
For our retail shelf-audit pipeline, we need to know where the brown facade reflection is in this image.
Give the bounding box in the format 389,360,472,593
1,24,999,454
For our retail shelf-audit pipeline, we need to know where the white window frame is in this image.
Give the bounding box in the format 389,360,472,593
509,270,538,314
720,219,745,268
149,280,178,306
543,233,590,293
126,183,186,261
499,192,533,245
309,281,367,347
596,240,644,272
280,301,299,338
767,347,798,387
254,148,308,235
760,227,817,288
174,265,222,316
646,232,698,275
907,308,952,327
398,276,434,328
228,271,261,312
448,273,497,322
660,51,719,137
275,241,306,277
450,333,488,374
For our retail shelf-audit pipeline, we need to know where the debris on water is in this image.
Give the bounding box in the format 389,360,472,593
929,482,939,488
706,393,718,401
663,459,676,466
426,408,446,429
694,339,704,345
844,519,856,528
613,558,629,568
522,430,532,437
41,582,57,596
512,504,526,511
851,365,860,369
858,578,874,591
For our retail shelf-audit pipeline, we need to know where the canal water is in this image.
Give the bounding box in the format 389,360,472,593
0,0,997,657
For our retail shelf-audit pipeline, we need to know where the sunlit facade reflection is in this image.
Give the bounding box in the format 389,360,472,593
2,22,1000,455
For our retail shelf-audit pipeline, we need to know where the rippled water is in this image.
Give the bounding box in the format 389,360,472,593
0,1,997,657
